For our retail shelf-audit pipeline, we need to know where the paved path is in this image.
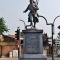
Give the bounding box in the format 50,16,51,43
0,58,18,60
0,57,60,60
47,57,60,60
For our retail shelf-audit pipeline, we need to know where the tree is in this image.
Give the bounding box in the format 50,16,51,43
0,17,8,35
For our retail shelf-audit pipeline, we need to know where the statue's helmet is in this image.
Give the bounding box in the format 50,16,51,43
30,0,39,2
30,0,39,4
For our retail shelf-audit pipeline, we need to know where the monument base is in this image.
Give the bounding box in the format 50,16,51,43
19,54,47,60
19,29,47,60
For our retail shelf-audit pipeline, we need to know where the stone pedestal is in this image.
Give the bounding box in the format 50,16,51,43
19,29,47,60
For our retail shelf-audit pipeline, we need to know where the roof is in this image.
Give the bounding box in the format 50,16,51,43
8,35,23,39
3,35,15,42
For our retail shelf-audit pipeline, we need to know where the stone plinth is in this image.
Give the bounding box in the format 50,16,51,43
19,29,47,60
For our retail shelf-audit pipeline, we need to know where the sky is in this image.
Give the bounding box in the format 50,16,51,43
0,0,60,38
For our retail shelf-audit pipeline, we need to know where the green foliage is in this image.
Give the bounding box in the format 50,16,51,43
20,32,24,36
0,17,8,35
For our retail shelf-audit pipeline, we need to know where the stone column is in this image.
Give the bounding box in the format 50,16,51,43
19,29,47,60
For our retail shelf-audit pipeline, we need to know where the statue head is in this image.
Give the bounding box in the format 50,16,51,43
29,0,39,5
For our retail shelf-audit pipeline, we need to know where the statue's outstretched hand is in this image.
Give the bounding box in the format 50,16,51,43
23,11,26,13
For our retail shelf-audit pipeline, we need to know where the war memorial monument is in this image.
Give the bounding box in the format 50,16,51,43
19,0,47,60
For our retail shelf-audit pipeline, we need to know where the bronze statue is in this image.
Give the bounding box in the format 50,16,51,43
23,0,40,28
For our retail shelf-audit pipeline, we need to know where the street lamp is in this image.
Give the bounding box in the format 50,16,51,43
19,19,26,29
19,20,26,57
39,15,60,60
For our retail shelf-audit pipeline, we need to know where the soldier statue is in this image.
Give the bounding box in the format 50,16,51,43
23,0,40,28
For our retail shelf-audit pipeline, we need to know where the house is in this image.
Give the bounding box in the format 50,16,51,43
0,35,22,58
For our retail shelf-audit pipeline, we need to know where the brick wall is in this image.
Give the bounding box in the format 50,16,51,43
2,45,18,55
